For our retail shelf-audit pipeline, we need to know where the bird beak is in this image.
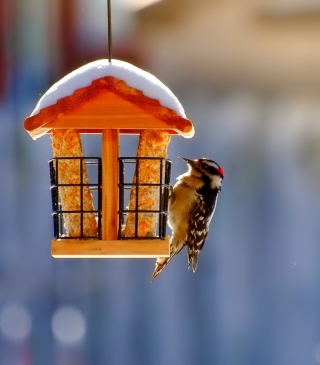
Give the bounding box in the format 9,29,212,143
180,157,194,165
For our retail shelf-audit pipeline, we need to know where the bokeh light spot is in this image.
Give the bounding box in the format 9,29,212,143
51,305,86,345
315,342,320,364
0,303,32,342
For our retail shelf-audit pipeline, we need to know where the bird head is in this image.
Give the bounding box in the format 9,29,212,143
180,157,224,188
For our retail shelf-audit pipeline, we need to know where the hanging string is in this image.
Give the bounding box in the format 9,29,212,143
107,0,112,62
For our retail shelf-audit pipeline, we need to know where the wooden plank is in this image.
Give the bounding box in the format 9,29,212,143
44,114,173,130
42,91,189,132
70,129,179,135
102,130,119,240
51,237,170,258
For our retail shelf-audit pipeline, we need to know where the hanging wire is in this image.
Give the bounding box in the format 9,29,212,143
107,0,112,62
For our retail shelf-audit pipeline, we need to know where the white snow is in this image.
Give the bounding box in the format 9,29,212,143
30,59,186,118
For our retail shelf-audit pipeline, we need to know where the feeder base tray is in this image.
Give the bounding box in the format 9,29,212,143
51,237,170,258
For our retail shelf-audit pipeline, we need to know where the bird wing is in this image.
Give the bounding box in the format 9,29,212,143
187,189,220,271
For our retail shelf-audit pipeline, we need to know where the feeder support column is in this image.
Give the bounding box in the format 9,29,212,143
102,129,119,240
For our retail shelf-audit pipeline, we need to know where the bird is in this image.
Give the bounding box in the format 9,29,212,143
151,157,224,281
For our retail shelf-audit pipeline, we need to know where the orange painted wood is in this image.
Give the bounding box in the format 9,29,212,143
52,129,180,135
42,91,187,133
24,76,194,139
102,130,119,240
51,237,170,258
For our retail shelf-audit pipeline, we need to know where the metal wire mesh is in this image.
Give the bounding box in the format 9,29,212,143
49,156,171,240
118,157,171,239
49,157,102,239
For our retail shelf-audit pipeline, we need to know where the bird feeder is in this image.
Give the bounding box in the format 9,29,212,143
24,59,194,258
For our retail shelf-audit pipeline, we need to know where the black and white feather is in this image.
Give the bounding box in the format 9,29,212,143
151,157,224,281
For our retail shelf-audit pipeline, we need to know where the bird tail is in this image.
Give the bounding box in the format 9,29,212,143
151,237,185,281
151,257,172,281
188,248,199,273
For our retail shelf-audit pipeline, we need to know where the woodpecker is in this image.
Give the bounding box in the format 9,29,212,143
151,157,224,281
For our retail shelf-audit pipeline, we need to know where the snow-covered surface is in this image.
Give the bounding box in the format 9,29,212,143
30,59,186,118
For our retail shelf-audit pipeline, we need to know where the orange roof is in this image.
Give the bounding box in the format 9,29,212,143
24,76,194,140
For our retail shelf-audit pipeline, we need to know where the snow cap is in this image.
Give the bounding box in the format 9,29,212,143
31,59,186,118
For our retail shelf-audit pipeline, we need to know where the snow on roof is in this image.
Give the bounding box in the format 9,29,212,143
31,59,186,118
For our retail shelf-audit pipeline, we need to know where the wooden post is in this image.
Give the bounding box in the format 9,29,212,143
102,129,119,240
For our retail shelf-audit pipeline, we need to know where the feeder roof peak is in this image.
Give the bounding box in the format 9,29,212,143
24,59,194,140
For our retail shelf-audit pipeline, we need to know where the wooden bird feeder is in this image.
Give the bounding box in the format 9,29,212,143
24,60,194,259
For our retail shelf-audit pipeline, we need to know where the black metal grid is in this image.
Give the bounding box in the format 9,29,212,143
49,157,102,239
118,157,171,239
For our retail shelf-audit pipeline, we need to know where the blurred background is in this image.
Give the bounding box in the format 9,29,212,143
2,0,320,364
